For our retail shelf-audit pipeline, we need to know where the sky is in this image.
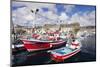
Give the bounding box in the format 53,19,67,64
12,1,96,27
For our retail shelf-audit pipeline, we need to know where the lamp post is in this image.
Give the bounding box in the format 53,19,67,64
30,9,39,34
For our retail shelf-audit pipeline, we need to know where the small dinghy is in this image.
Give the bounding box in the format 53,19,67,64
48,39,82,62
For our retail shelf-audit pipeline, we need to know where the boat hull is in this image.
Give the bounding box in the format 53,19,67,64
23,41,51,52
50,41,66,49
22,40,66,52
51,49,80,62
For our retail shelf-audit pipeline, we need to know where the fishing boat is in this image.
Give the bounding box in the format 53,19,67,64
19,31,66,52
21,38,66,52
48,39,82,62
21,39,51,52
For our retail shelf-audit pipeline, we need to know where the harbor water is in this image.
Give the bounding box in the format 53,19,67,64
12,34,96,66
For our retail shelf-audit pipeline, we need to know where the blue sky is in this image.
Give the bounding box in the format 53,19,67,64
12,2,96,26
12,2,96,16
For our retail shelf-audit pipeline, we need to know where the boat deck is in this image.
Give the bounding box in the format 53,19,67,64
54,47,73,55
50,47,77,56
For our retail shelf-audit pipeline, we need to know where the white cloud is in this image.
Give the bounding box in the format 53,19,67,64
69,11,95,26
12,1,57,13
12,1,58,26
12,6,35,26
45,11,58,20
12,1,95,27
59,12,69,20
64,5,75,13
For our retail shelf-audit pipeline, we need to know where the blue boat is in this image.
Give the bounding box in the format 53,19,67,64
48,39,82,62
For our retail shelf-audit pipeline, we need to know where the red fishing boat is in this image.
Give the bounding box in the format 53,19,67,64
22,39,51,52
20,32,66,52
48,39,81,62
22,38,66,52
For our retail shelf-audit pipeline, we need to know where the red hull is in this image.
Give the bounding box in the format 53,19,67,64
22,40,66,52
50,41,66,48
51,49,80,62
22,40,51,52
